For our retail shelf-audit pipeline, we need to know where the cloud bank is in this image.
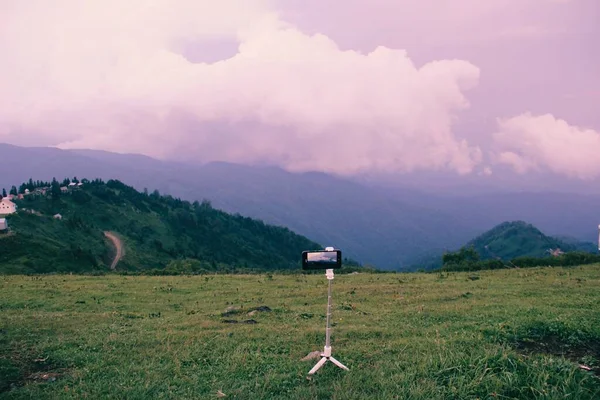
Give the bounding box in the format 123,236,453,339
0,0,484,175
493,113,600,179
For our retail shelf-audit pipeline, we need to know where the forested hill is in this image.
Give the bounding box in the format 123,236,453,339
467,221,580,260
0,179,321,274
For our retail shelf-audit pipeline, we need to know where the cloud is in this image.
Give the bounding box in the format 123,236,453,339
498,25,554,38
492,113,600,179
0,0,482,175
478,166,493,176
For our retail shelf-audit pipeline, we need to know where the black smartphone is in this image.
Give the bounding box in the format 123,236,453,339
302,249,342,270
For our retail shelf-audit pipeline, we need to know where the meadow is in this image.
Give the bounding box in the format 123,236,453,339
1,265,600,399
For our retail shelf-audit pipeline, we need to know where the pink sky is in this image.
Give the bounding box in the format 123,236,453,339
0,0,598,179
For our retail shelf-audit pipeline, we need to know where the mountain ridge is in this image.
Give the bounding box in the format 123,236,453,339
2,143,599,270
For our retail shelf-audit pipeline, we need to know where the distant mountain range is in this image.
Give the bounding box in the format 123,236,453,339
1,143,599,270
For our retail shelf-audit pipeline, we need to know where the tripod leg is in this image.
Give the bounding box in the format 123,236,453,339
308,357,328,375
329,357,350,371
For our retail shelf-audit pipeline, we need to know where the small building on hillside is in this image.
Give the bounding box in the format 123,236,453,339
53,214,63,220
0,218,7,232
0,198,17,216
60,186,68,193
549,248,565,257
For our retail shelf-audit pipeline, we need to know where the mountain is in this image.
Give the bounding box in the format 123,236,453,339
2,143,599,270
169,164,481,271
424,191,600,244
412,221,599,271
0,144,479,269
466,221,580,260
0,179,321,274
437,221,600,272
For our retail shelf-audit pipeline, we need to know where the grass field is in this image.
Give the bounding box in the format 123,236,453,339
1,266,600,399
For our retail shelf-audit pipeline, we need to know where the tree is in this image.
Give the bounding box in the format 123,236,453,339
10,186,17,196
1,188,6,198
51,179,61,200
200,199,212,209
442,246,480,271
446,246,479,263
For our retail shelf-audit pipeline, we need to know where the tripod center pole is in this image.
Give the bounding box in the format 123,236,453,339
325,268,334,352
306,263,349,375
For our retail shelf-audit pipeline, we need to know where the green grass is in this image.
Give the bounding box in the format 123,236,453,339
1,265,600,399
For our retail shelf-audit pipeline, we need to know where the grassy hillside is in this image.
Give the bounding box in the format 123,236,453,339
1,266,599,398
1,179,321,274
467,221,578,260
0,212,109,274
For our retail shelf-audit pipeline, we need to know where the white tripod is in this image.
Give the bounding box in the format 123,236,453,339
308,268,350,375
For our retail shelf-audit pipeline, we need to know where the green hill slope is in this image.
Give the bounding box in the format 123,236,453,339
467,221,576,260
412,221,599,271
553,235,599,253
0,179,321,274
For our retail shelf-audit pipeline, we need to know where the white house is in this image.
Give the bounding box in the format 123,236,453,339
0,198,17,215
0,218,7,231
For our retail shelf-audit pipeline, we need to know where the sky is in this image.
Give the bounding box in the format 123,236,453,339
1,0,598,182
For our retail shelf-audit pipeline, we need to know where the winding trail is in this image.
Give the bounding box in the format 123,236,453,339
104,231,123,270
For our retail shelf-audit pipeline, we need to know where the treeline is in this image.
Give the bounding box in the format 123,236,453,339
438,246,600,272
1,177,87,198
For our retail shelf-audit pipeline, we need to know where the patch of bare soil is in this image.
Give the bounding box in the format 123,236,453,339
515,336,600,376
0,353,69,394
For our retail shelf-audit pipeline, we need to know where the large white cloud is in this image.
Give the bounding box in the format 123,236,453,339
493,113,600,179
0,0,483,175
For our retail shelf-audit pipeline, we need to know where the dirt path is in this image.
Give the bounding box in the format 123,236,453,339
104,231,123,270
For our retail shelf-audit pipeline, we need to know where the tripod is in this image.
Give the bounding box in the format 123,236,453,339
308,268,349,375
